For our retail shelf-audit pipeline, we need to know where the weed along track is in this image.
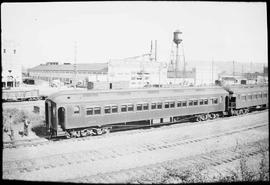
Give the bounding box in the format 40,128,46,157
2,114,268,181
66,139,269,183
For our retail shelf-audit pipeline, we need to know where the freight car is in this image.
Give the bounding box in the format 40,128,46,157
2,88,41,102
45,86,230,137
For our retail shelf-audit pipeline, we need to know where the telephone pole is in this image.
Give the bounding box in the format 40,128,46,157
74,41,77,88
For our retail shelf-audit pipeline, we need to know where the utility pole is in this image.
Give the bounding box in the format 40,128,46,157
233,60,235,77
182,43,186,85
212,59,214,86
74,41,77,89
155,40,157,62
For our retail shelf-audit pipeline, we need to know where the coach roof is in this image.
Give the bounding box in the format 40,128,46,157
47,86,229,104
226,84,268,94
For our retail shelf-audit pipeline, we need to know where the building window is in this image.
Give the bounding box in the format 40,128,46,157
137,104,142,111
86,108,93,115
94,107,101,114
74,106,80,114
121,105,127,112
112,106,118,113
105,106,111,114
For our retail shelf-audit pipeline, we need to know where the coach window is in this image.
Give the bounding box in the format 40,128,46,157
137,104,142,111
204,99,208,105
199,99,204,105
105,106,111,114
193,100,198,106
74,106,80,114
112,106,118,113
220,96,223,103
170,101,175,108
94,107,101,115
255,94,258,99
157,102,162,109
86,108,93,115
121,105,127,112
177,101,182,107
151,103,157,109
263,93,267,98
182,101,187,107
241,95,246,101
213,98,218,104
188,100,193,106
128,104,134,111
164,102,169,108
248,94,252,100
258,93,262,98
143,103,149,110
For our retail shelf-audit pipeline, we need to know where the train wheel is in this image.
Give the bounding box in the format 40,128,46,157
239,109,243,115
80,129,88,137
195,116,201,122
211,113,216,119
65,132,71,139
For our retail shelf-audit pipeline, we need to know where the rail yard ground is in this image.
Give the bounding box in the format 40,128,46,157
2,110,269,183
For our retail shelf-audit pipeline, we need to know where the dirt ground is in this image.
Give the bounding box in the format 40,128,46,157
3,111,268,182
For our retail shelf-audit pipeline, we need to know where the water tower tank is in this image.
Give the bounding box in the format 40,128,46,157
173,30,182,45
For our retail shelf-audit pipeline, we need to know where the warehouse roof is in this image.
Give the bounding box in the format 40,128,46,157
29,63,108,73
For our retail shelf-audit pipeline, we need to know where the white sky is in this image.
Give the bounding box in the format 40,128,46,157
1,2,267,68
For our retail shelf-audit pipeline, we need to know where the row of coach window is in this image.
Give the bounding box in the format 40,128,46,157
240,92,268,101
74,97,221,115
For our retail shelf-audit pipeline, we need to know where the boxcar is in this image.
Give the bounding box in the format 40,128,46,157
45,86,229,137
2,88,39,101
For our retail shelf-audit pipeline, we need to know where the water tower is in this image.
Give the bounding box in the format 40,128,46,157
173,30,182,72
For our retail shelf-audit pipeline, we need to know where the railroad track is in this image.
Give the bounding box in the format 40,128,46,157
2,121,268,180
3,109,268,149
66,138,269,183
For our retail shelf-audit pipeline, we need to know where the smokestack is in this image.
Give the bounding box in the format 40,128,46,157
155,40,157,61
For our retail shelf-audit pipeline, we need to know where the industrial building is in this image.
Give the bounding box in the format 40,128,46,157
2,40,22,88
28,62,108,85
28,59,168,88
